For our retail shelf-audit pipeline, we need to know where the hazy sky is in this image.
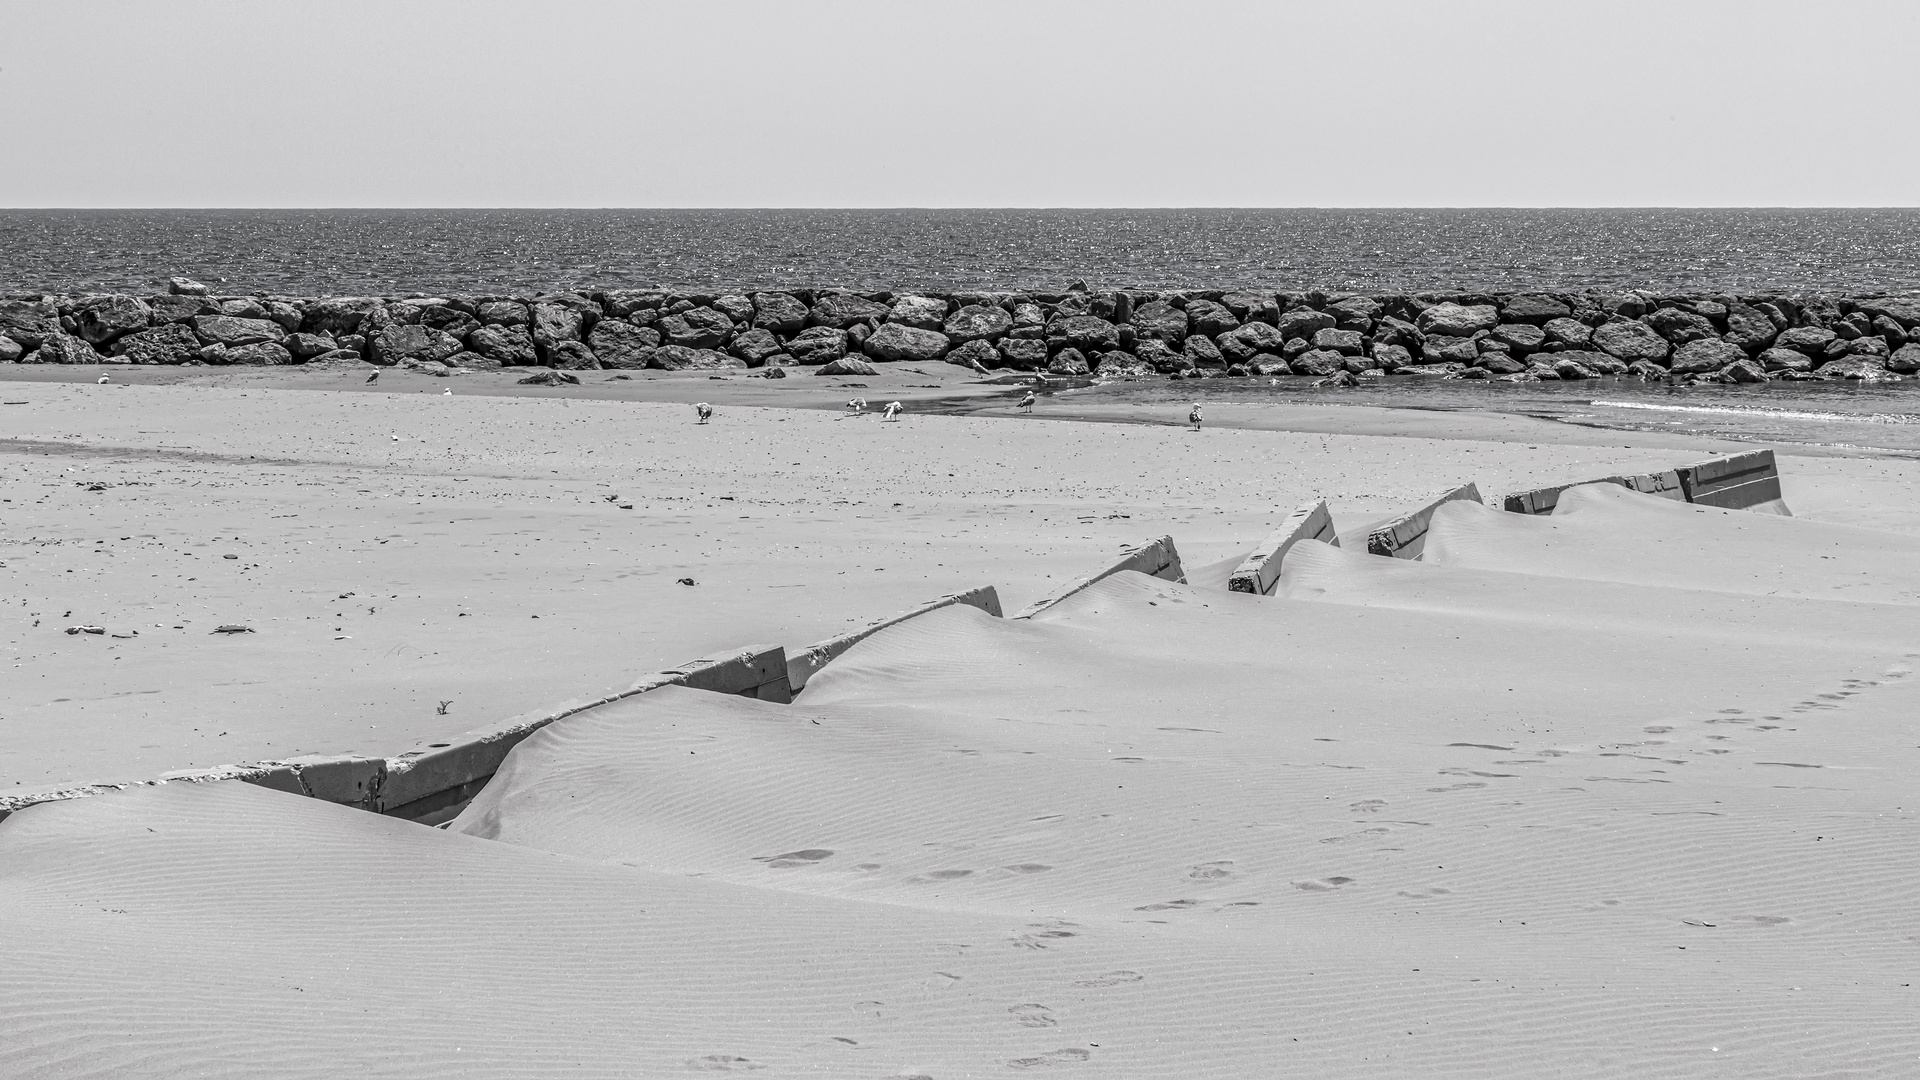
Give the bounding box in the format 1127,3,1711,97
6,0,1918,208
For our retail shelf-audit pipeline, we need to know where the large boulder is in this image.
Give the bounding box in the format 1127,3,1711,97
997,338,1049,371
265,301,304,333
1325,296,1380,331
1092,350,1150,376
1855,299,1920,329
1475,352,1527,375
112,324,201,365
1499,294,1571,324
1873,315,1908,349
785,326,849,365
306,297,381,336
1591,319,1670,364
650,345,743,371
1813,356,1890,380
658,306,733,350
0,337,20,363
418,304,481,340
29,333,101,364
1846,335,1891,359
1217,322,1289,363
1489,323,1546,353
1645,307,1718,345
946,339,1000,372
0,299,61,349
530,302,587,354
727,327,783,366
192,315,286,347
750,292,808,334
1047,315,1121,354
1311,327,1365,356
476,299,531,326
809,293,889,328
1758,347,1815,373
284,332,339,359
888,295,949,331
369,324,463,366
1774,325,1836,355
1129,300,1189,343
1134,339,1190,373
1669,338,1748,374
218,342,295,366
1289,349,1346,376
468,324,538,366
1047,347,1091,376
169,276,210,296
1421,335,1481,364
1369,314,1422,350
1221,291,1279,325
1276,308,1337,341
1723,303,1778,352
712,295,755,324
547,341,600,369
589,320,663,368
218,297,271,321
1552,355,1600,380
71,294,151,346
943,304,1013,343
1888,343,1920,374
1370,342,1413,369
1415,302,1498,337
815,356,879,376
1183,334,1225,368
146,294,217,324
1184,299,1240,337
1724,357,1769,383
864,323,950,362
1542,317,1593,349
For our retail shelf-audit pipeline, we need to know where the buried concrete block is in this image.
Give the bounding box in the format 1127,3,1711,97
789,586,1003,692
1368,483,1482,560
636,643,792,702
1228,501,1337,596
1014,536,1185,619
1503,469,1684,516
282,755,388,810
1676,449,1785,512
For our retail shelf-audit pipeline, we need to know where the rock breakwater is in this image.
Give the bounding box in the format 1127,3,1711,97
5,277,1918,384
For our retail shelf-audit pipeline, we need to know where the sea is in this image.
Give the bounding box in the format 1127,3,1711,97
5,208,1919,455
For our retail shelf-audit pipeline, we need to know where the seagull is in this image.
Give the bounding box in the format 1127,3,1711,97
1189,403,1204,430
846,397,867,413
695,402,713,424
882,401,903,422
365,370,379,384
97,374,110,384
442,388,452,395
1017,391,1035,411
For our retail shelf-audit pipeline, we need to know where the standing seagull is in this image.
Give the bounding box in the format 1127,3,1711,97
97,374,110,384
1189,403,1204,431
1017,391,1035,411
442,388,452,396
882,401,903,422
695,402,713,424
365,370,379,384
846,397,867,414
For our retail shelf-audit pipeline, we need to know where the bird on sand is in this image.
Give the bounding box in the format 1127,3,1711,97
882,401,903,422
1189,403,1204,430
442,388,451,395
365,370,379,384
846,398,867,413
695,402,713,424
1016,391,1036,411
97,374,110,384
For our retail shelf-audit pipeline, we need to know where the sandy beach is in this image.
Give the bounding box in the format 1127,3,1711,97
4,366,1919,1077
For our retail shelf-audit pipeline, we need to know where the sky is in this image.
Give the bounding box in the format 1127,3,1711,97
4,0,1918,208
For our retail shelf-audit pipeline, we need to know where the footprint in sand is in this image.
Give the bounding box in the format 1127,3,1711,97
753,849,834,869
1009,1003,1057,1028
1320,827,1389,845
1073,970,1144,988
687,1054,767,1071
1425,782,1488,793
1396,886,1451,899
907,869,976,883
1188,860,1235,880
1294,876,1356,892
1007,1048,1091,1069
1012,922,1080,949
1003,863,1053,874
1133,898,1199,911
1350,799,1387,813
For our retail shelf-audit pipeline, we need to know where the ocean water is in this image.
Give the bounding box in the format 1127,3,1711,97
5,208,1918,454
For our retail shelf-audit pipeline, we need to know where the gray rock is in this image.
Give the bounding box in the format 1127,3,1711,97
0,299,60,349
944,304,1014,343
1422,335,1482,364
815,356,879,376
1415,302,1498,337
1552,356,1599,380
785,326,850,365
1093,350,1152,377
1182,334,1224,368
712,295,755,324
1847,335,1891,358
1047,315,1122,354
1184,299,1240,337
1490,323,1546,354
1814,356,1890,380
598,290,664,319
1774,325,1836,355
1011,301,1045,328
1311,327,1365,356
468,324,538,366
847,323,873,352
222,341,295,366
1874,315,1908,349
146,294,217,323
1221,291,1279,325
888,295,949,331
1724,357,1769,383
547,340,600,369
946,339,1000,371
1369,315,1422,350
1129,300,1189,343
446,351,500,371
418,305,481,340
1370,342,1413,368
590,320,664,369
1133,339,1189,373
72,294,151,345
998,338,1049,371
476,300,531,326
1541,317,1592,349
1326,296,1381,332
192,315,285,347
169,276,210,296
1276,307,1336,341
303,349,368,367
1669,338,1747,374
1217,322,1288,364
727,327,783,366
531,303,588,353
651,345,743,371
284,332,339,359
1500,294,1571,324
1724,303,1778,352
306,297,381,336
369,324,464,366
217,297,270,321
658,306,733,350
865,323,950,362
1645,307,1718,345
1591,319,1670,363
29,334,101,363
1625,360,1668,381
1758,347,1815,373
809,293,889,328
110,324,200,364
1282,337,1311,360
751,292,809,334
1888,343,1920,373
1475,352,1527,375
1855,299,1920,329
1833,312,1871,339
1290,349,1346,376
0,337,20,363
1580,352,1629,376
1047,347,1091,376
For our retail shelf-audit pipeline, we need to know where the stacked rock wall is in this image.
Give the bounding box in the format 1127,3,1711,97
5,277,1918,383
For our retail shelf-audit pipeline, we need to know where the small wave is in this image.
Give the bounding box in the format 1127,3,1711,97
1589,399,1920,425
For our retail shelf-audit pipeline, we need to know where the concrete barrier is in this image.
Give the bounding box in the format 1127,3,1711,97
788,586,1003,692
1676,449,1784,511
1367,483,1482,560
1502,469,1685,515
1012,536,1186,619
1228,500,1338,595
